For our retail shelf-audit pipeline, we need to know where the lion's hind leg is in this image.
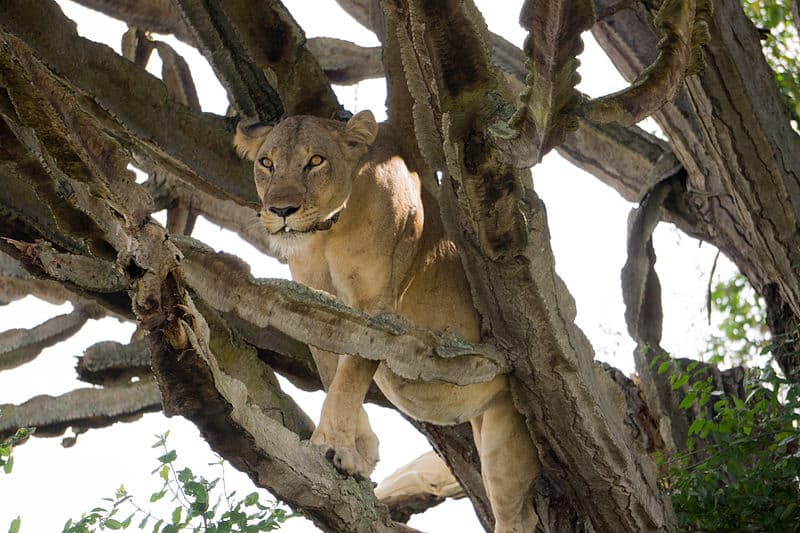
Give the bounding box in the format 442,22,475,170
473,391,541,533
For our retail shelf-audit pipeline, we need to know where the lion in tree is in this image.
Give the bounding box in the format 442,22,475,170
235,110,540,532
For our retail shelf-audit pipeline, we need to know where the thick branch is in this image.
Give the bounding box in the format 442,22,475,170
171,0,283,120
174,0,341,119
70,0,193,43
147,268,415,532
583,0,711,126
0,251,77,305
385,1,676,529
0,309,92,371
1,1,259,208
593,0,800,324
493,0,593,165
77,339,151,386
307,38,384,85
175,236,508,385
0,379,162,440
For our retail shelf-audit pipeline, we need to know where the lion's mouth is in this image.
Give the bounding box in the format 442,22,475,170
273,210,342,235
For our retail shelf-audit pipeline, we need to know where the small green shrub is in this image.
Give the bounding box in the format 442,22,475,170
61,432,293,533
664,363,800,532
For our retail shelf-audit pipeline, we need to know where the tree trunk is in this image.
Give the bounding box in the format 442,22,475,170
4,0,793,530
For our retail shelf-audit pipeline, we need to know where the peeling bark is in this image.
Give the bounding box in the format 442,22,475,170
3,0,793,530
1,1,259,207
0,309,93,371
175,236,509,385
593,0,800,352
76,339,151,386
383,1,676,530
0,379,162,440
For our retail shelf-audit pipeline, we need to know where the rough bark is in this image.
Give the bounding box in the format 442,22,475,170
381,1,675,530
0,309,94,371
593,0,800,379
5,0,790,531
0,379,162,440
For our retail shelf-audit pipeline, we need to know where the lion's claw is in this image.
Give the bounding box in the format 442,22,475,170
312,429,373,479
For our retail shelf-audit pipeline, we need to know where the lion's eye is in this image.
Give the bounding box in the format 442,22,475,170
258,157,274,171
308,155,325,167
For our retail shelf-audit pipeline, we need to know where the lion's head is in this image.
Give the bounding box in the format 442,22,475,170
234,111,378,254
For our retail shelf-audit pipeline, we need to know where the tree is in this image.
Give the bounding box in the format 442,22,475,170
0,0,798,531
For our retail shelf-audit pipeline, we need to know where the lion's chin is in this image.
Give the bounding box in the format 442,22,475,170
266,230,313,259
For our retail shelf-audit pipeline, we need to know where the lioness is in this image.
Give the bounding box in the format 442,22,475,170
235,111,540,532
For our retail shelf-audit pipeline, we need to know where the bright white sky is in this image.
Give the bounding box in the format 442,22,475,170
0,2,737,532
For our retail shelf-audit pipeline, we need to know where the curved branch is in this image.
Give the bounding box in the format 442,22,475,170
69,0,193,43
492,0,594,165
375,450,465,522
77,339,151,386
0,309,92,371
582,0,712,125
0,379,162,440
307,37,384,85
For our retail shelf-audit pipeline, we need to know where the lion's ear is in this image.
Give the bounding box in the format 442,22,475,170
344,110,378,146
234,118,273,161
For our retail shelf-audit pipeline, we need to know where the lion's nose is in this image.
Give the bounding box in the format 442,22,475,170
268,205,300,218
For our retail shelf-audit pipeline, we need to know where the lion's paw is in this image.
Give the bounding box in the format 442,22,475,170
355,416,379,474
311,429,373,480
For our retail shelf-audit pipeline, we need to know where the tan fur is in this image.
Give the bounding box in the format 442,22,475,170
235,111,541,532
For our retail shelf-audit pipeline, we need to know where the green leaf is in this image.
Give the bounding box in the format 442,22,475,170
158,450,177,464
151,519,163,533
105,518,123,530
159,465,170,482
679,391,697,409
780,503,798,521
672,373,690,390
657,361,671,375
152,431,170,448
178,468,193,484
4,455,13,474
9,516,21,533
150,490,167,503
171,506,182,525
138,515,150,529
688,417,705,436
244,493,259,506
194,483,208,504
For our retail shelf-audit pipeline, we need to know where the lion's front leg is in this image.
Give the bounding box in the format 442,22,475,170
312,354,379,479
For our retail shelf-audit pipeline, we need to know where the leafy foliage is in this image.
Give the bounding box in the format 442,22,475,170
61,432,293,533
2,428,33,533
0,428,33,477
704,274,768,367
656,272,800,531
742,0,800,123
664,364,800,531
